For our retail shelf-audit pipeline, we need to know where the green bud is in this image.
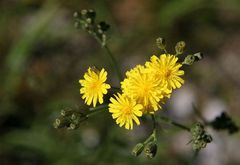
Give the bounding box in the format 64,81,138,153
74,21,80,29
182,55,195,65
144,142,158,159
69,123,77,130
98,29,103,34
71,113,77,120
190,122,212,151
101,34,107,46
61,109,72,117
86,18,92,24
53,117,69,129
175,41,186,55
73,12,79,18
132,143,144,156
81,9,88,16
156,37,166,50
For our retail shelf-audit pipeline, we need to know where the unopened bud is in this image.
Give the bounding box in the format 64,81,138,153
74,21,80,28
53,117,68,129
81,9,87,16
132,143,144,156
73,12,79,18
175,41,186,55
144,142,158,159
86,18,92,24
71,113,77,120
61,109,72,117
182,55,195,65
156,37,166,50
69,123,77,130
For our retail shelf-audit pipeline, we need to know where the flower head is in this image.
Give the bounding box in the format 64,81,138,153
145,54,184,89
121,65,170,114
79,67,111,107
109,93,143,130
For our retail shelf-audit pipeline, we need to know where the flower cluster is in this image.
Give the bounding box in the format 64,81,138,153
79,54,184,130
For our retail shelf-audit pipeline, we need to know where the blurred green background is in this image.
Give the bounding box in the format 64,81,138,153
0,0,240,164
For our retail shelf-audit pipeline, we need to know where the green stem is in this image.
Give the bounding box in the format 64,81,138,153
143,134,155,145
93,34,123,82
103,45,123,81
151,115,157,140
192,104,208,125
158,116,190,132
87,104,108,117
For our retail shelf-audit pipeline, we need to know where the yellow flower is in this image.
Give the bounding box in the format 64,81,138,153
145,54,184,89
121,65,170,114
109,93,143,130
79,67,111,107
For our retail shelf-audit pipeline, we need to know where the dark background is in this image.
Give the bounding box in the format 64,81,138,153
0,0,240,164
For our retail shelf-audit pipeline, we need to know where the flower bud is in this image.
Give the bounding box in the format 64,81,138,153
144,142,158,159
74,21,80,29
73,12,79,18
81,9,88,16
132,143,144,156
61,109,72,117
175,41,186,55
69,123,77,130
182,55,195,65
53,117,69,129
190,122,212,151
156,37,166,50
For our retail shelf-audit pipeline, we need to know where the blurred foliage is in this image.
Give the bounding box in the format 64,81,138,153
0,0,240,164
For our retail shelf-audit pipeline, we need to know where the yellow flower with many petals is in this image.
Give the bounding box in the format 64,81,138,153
145,54,184,90
121,65,170,114
109,93,143,130
79,67,111,107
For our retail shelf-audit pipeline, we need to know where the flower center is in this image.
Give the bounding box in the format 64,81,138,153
90,80,101,90
123,106,132,115
139,82,151,97
163,69,171,79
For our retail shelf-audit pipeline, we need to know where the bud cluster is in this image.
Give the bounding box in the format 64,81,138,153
190,123,212,151
53,108,87,130
155,37,203,65
182,52,203,65
210,112,239,134
132,132,158,159
74,9,110,46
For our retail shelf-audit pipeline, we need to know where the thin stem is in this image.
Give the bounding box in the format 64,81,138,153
158,115,190,132
87,104,108,117
151,115,158,140
192,104,208,125
142,115,158,145
93,34,123,82
190,150,199,165
143,133,155,145
151,114,157,130
103,45,123,81
163,48,167,54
